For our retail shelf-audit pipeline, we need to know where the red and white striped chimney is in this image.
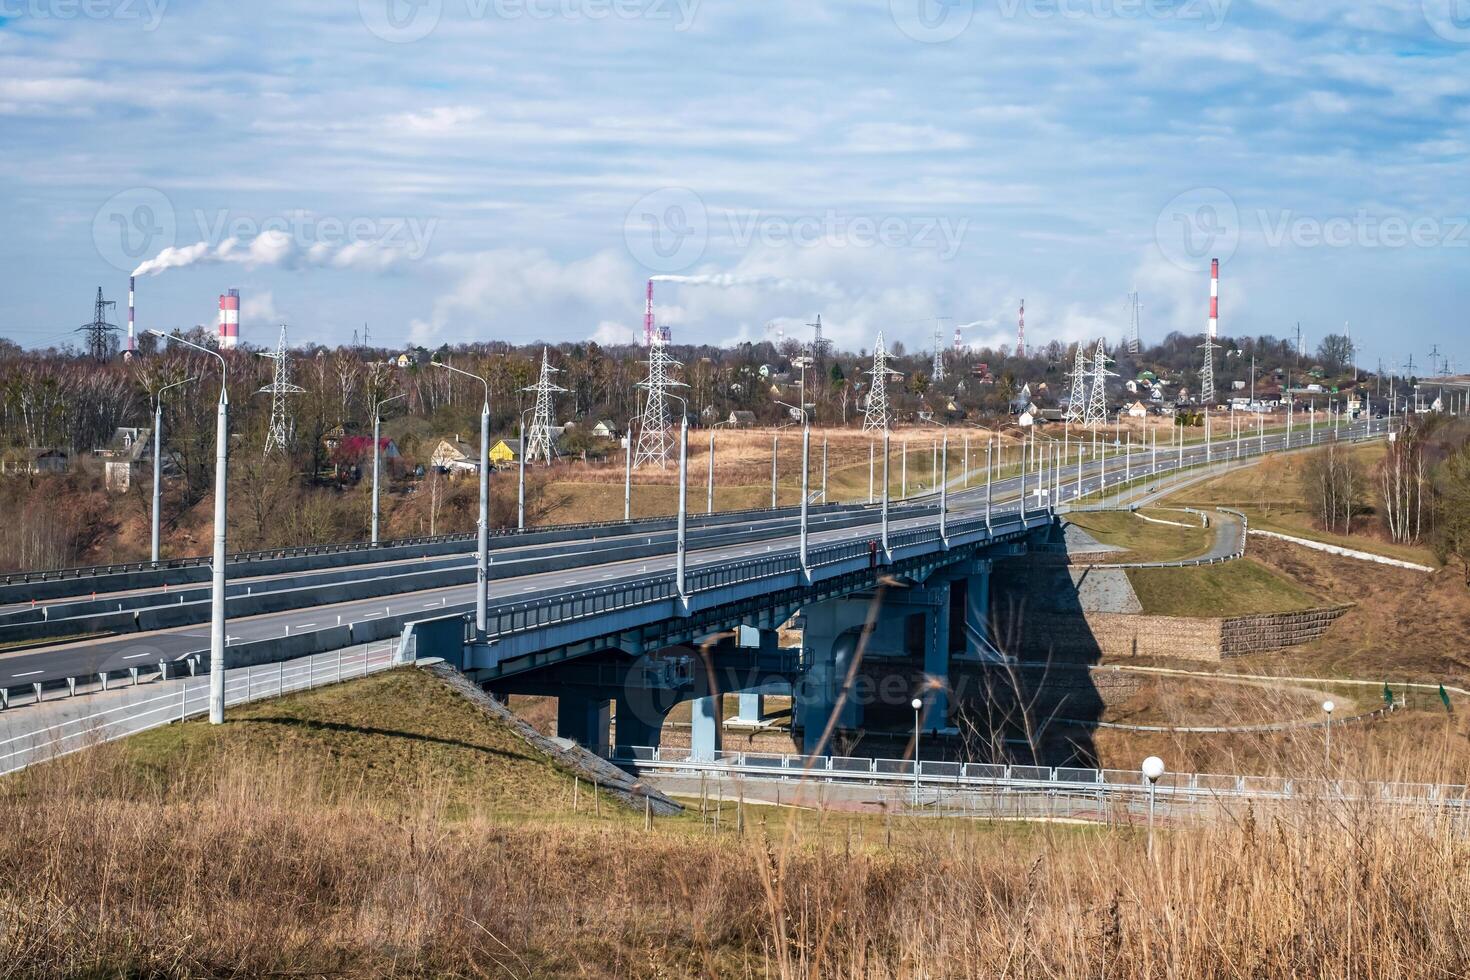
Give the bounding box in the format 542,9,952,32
1017,299,1026,357
126,275,136,359
1208,258,1219,340
218,288,240,350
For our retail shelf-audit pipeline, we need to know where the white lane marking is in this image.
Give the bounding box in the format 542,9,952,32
297,623,316,629
122,653,151,660
12,671,43,678
422,602,439,608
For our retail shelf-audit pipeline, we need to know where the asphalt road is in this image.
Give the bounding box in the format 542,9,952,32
0,418,1382,689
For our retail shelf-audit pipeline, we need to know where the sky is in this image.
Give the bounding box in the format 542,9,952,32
1,0,1468,374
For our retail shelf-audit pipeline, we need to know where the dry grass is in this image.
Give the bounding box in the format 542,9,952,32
7,667,1470,974
1126,558,1323,617
1065,510,1214,564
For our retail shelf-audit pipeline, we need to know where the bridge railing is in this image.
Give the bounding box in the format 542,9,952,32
614,746,1470,809
476,508,1041,645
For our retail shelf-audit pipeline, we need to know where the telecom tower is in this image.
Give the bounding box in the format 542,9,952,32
1198,258,1220,405
258,324,304,456
1085,338,1115,428
863,331,900,432
1064,342,1090,423
78,286,119,361
1016,299,1026,358
1127,290,1142,355
522,347,566,466
632,335,686,468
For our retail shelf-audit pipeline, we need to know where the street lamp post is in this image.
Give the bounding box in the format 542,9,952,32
150,375,197,565
777,401,811,578
771,431,779,509
1142,755,1165,858
881,428,891,558
1323,700,1335,769
707,419,733,515
911,697,923,808
372,393,407,545
986,437,994,529
919,414,949,543
433,362,490,641
517,406,534,532
149,331,228,724
624,426,633,521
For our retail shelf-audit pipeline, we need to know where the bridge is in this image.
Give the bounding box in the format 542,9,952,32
0,416,1388,763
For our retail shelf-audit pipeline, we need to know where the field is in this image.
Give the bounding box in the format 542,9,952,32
1167,442,1440,567
10,666,1470,976
1126,558,1324,617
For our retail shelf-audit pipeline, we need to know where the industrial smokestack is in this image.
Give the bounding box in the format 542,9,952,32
1209,258,1219,340
644,279,655,348
218,288,240,350
126,275,136,360
953,325,963,352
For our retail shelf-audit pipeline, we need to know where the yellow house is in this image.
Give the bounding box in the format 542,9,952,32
488,438,521,467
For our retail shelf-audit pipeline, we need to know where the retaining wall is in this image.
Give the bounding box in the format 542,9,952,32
1008,606,1349,663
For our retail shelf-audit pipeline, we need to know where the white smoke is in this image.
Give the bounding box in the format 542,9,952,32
131,230,413,278
649,272,839,297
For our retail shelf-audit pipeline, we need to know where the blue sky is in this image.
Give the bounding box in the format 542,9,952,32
2,0,1468,373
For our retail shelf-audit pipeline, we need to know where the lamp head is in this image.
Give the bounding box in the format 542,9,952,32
1141,756,1165,783
1323,700,1335,715
910,698,922,711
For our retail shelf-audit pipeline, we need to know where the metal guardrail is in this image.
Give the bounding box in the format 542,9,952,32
0,499,885,586
478,508,1042,643
0,641,400,775
1089,506,1249,571
613,746,1470,808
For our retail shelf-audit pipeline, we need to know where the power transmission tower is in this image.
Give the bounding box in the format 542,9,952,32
863,331,900,432
78,286,119,361
931,317,951,383
1199,333,1219,406
1086,338,1115,428
1065,342,1089,423
632,334,686,468
807,314,832,366
257,324,304,457
522,347,566,466
1127,290,1142,355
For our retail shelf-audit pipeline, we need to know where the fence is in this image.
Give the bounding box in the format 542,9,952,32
614,745,1470,811
0,641,400,776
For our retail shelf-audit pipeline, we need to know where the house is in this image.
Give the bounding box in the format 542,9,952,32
1,448,70,475
591,420,620,439
727,410,758,428
332,436,402,480
1125,400,1149,418
429,437,480,474
94,427,153,492
394,353,413,369
1125,380,1139,394
489,438,522,467
321,425,347,453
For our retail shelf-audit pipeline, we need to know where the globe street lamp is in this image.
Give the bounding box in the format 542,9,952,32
1142,755,1165,858
1323,700,1335,769
911,697,924,808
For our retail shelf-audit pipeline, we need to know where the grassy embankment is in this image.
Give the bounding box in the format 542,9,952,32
10,665,1470,975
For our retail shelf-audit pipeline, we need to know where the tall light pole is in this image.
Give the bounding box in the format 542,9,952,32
707,418,733,515
1142,755,1165,859
919,414,949,544
911,697,923,808
777,401,811,578
372,393,407,544
434,361,490,640
624,425,633,521
666,393,691,607
771,431,779,509
517,406,534,531
881,428,891,558
986,436,994,529
150,331,228,724
150,374,196,565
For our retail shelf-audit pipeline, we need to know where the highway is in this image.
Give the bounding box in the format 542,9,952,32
0,417,1385,694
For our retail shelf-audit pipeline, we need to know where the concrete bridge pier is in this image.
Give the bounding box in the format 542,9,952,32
734,625,780,725
690,694,723,759
954,559,999,662
557,696,611,757
795,596,874,755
